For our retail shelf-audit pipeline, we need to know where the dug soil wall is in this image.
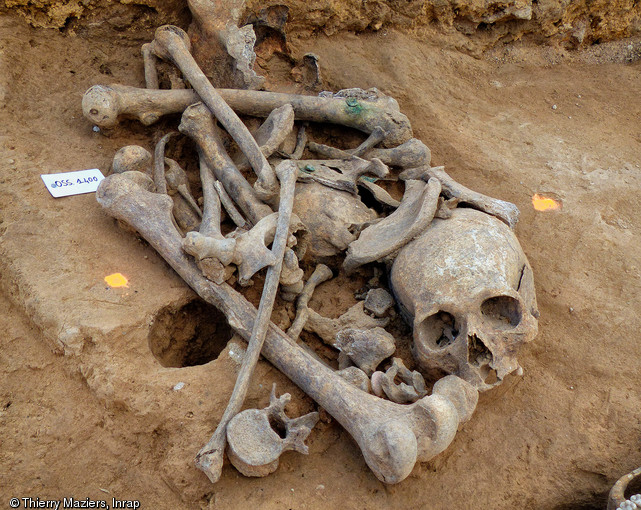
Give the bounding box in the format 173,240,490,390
1,1,640,509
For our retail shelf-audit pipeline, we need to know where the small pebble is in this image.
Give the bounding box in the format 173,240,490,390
173,382,185,391
316,484,325,491
92,125,101,132
552,104,558,110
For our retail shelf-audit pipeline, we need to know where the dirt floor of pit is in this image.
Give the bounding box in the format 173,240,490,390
1,8,641,510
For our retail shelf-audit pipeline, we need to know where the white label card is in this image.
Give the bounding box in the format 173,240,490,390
41,168,105,198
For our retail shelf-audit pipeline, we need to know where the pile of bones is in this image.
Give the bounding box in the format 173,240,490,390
81,4,540,485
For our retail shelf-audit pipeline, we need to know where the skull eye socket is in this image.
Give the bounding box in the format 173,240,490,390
480,295,522,329
416,311,459,350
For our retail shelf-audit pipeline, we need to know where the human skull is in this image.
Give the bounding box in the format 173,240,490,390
390,208,539,391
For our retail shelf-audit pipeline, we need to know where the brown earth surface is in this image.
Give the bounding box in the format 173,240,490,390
1,2,641,509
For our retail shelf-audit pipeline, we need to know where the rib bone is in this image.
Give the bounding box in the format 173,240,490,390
95,173,478,484
81,84,413,147
149,25,278,200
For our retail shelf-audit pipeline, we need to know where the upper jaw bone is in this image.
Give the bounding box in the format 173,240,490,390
148,25,278,201
81,84,413,147
96,173,479,485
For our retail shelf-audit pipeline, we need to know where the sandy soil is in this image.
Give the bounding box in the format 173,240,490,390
1,6,640,510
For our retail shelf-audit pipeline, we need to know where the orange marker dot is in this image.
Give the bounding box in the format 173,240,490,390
532,193,561,212
105,273,129,288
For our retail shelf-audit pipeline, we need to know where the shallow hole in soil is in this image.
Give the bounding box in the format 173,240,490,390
148,299,233,368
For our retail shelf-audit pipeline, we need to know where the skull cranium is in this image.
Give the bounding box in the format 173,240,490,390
390,208,539,391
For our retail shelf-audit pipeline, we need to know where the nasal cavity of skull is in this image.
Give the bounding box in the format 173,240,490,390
417,311,458,350
148,299,233,368
480,295,521,329
268,415,288,439
469,335,498,385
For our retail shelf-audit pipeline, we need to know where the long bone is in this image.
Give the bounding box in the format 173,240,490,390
96,173,479,484
195,160,298,483
179,102,272,225
400,165,520,229
153,133,201,232
81,84,413,147
148,25,278,200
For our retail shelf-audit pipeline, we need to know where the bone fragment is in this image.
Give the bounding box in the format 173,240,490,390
234,104,295,173
334,327,396,375
187,0,265,89
336,366,371,393
293,183,377,258
306,126,386,160
141,43,159,89
290,123,307,160
164,158,202,233
609,467,641,510
364,288,395,317
195,160,298,483
279,248,304,301
117,171,155,192
400,165,520,229
183,157,236,283
226,384,318,477
351,126,388,156
148,25,278,199
153,132,174,194
343,178,441,273
153,134,201,232
81,84,413,147
296,157,389,195
362,138,431,168
287,264,334,341
231,213,290,286
96,173,478,484
112,145,152,175
179,103,272,225
223,24,265,90
371,358,427,404
214,180,246,228
305,302,389,346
